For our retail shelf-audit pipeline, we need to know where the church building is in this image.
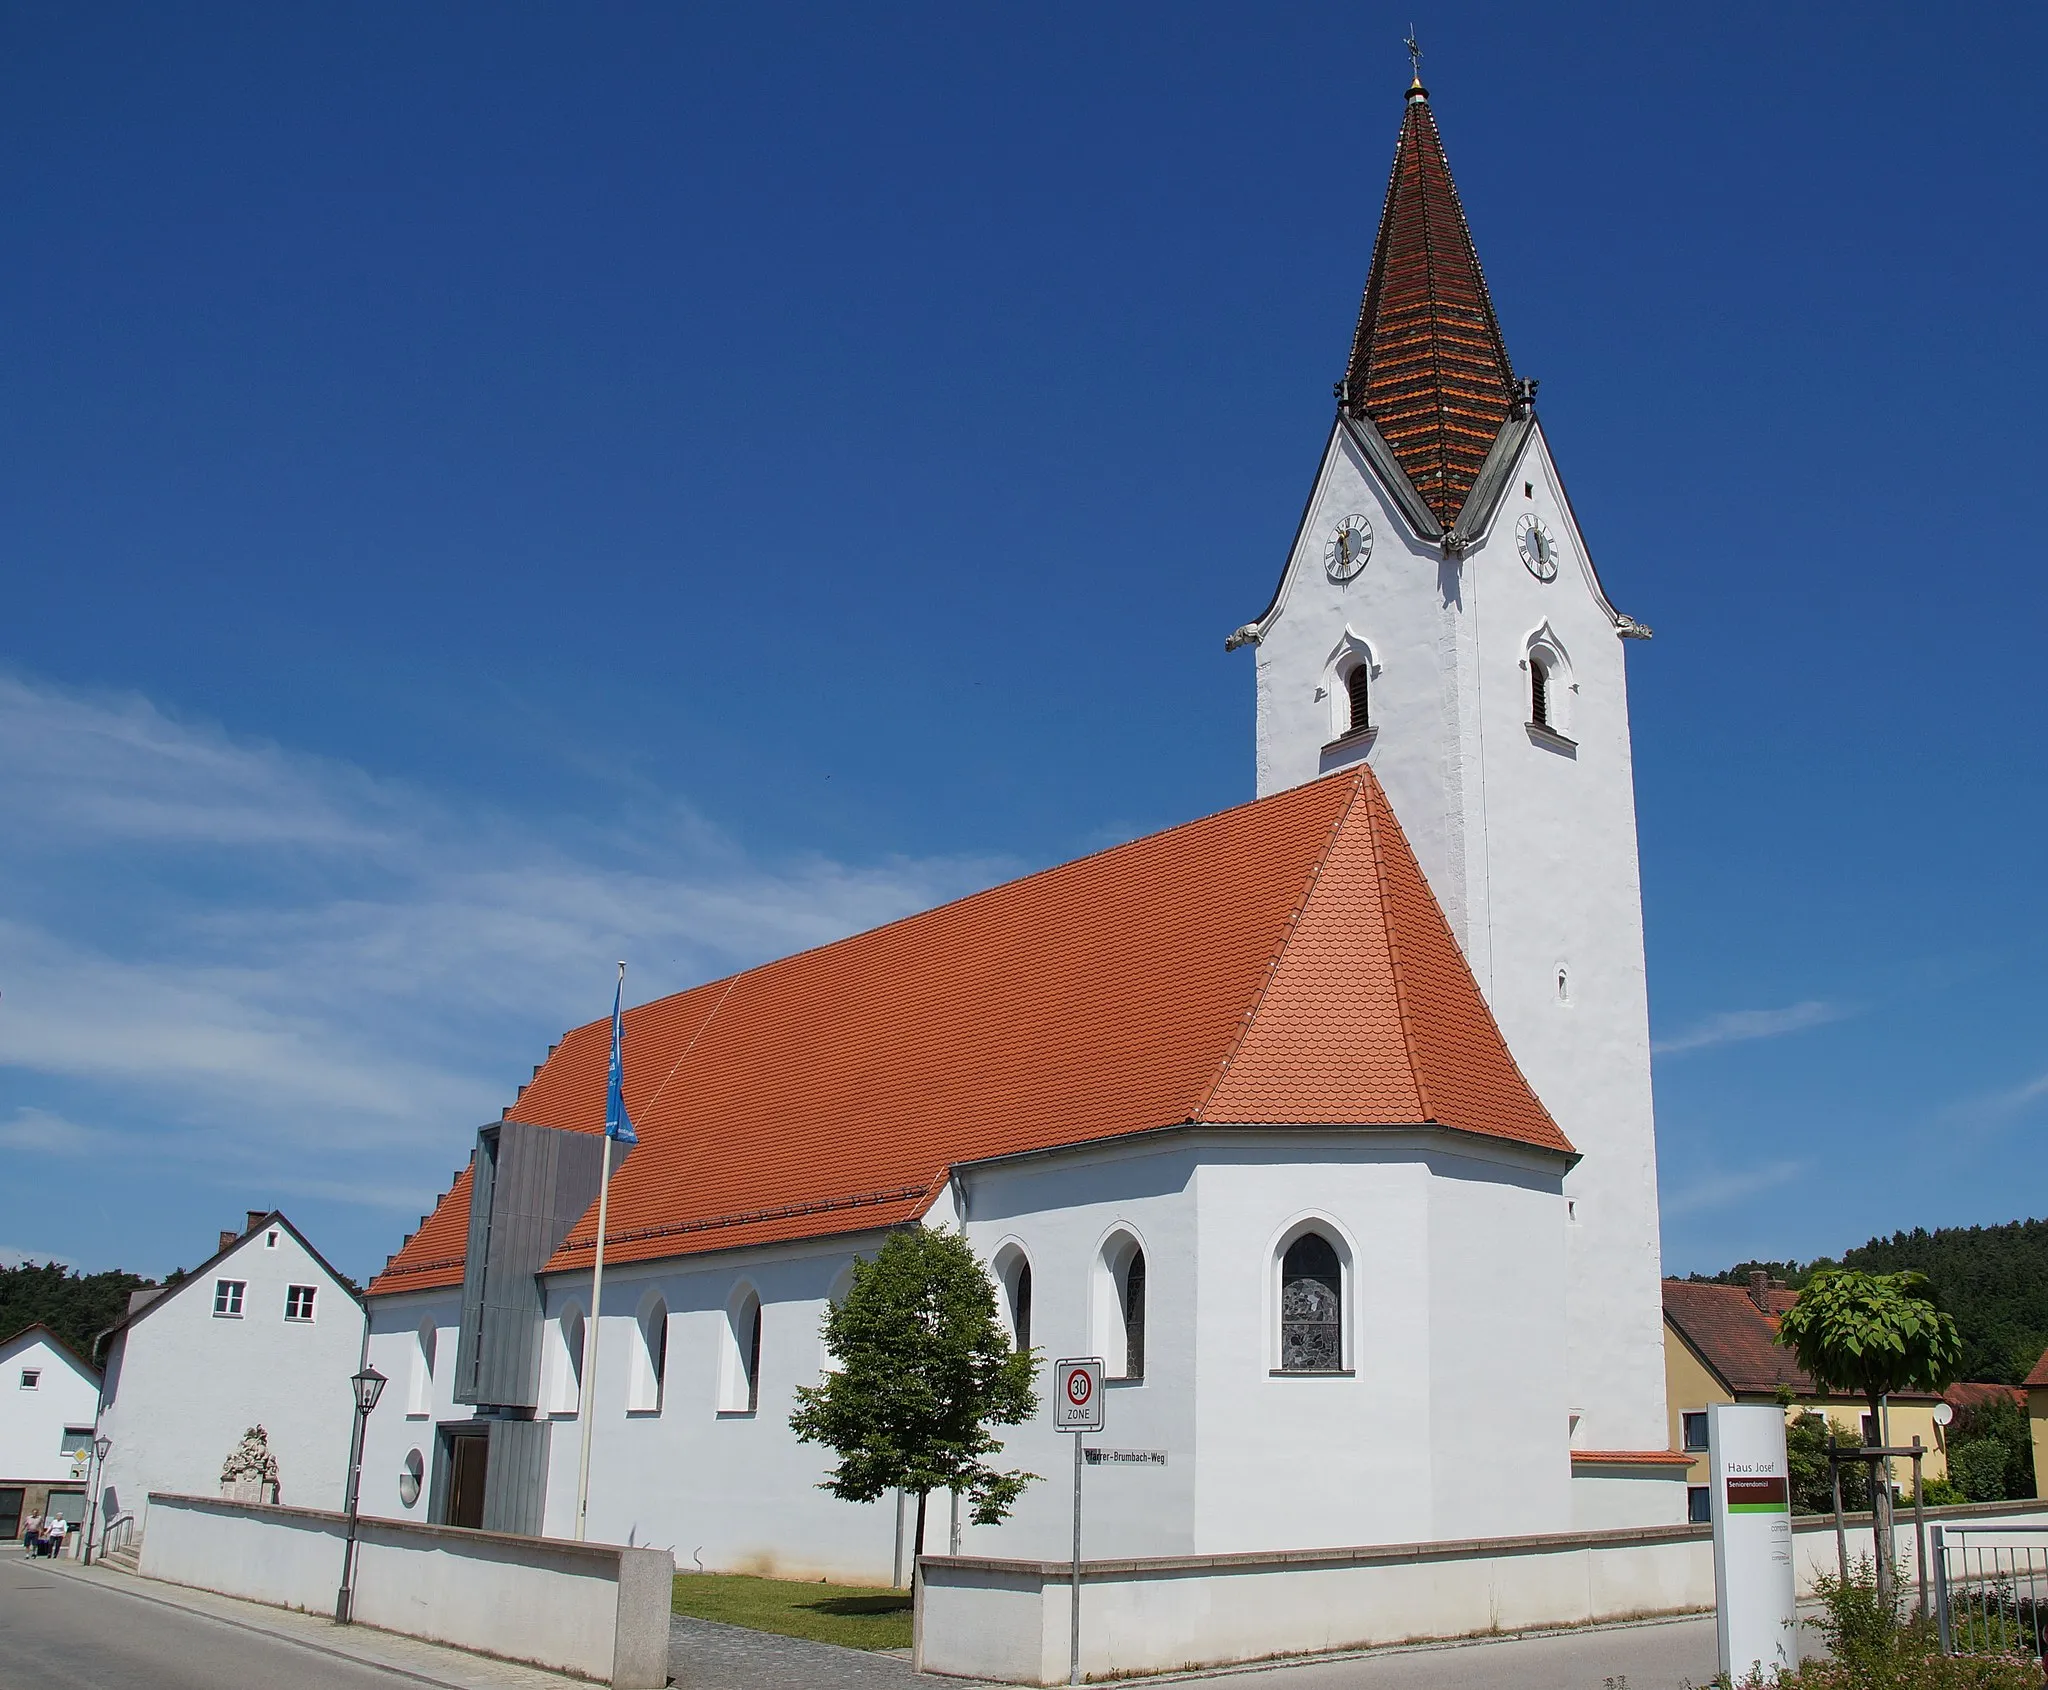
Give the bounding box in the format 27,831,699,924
360,75,1679,1576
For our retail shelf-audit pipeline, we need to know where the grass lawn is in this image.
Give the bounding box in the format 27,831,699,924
670,1571,914,1651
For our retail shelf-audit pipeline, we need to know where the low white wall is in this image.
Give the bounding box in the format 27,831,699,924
139,1493,672,1687
915,1499,2048,1684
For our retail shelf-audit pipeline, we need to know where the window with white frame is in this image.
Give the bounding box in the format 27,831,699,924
284,1285,316,1321
993,1245,1033,1355
1097,1234,1146,1382
1344,663,1370,737
214,1280,246,1318
629,1297,668,1414
408,1319,437,1417
720,1287,762,1414
19,1369,41,1390
553,1304,586,1415
1277,1231,1345,1373
60,1426,93,1455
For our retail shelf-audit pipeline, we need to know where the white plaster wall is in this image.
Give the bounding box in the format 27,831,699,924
359,1288,463,1525
360,1132,1567,1575
138,1493,673,1687
0,1332,100,1483
1248,421,1668,1471
97,1226,365,1535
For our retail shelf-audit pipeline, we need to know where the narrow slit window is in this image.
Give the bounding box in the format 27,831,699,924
745,1302,762,1414
1345,664,1370,736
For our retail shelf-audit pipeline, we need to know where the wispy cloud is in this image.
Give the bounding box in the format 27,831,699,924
0,672,1013,1228
1938,1069,2048,1132
1653,999,1851,1056
1662,1159,1810,1217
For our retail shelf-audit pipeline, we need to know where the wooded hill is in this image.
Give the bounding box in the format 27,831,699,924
1698,1216,2048,1384
0,1261,159,1362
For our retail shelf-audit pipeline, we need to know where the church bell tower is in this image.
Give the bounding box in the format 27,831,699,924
1229,74,1671,1483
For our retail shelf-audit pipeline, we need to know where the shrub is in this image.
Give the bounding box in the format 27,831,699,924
1702,1558,2039,1690
1916,1475,1969,1507
1950,1439,2012,1504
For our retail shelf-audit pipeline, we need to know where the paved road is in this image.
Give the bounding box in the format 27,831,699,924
0,1559,420,1690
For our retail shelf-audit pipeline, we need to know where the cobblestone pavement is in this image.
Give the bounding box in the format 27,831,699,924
668,1613,996,1689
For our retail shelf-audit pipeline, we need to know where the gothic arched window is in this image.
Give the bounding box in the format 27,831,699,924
1345,664,1370,736
1279,1233,1343,1373
1011,1260,1033,1354
1121,1250,1146,1381
721,1287,762,1414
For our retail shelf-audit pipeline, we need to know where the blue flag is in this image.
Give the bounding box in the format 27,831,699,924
605,972,637,1146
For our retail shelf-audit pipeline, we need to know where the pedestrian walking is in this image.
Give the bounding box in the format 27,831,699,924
20,1510,40,1557
46,1516,68,1559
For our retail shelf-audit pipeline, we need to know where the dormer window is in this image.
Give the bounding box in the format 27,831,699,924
1345,664,1371,736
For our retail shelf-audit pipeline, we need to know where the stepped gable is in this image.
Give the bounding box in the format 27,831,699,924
1342,80,1517,527
369,768,1569,1296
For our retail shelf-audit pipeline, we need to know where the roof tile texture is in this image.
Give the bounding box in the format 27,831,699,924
372,769,1569,1296
1344,88,1516,528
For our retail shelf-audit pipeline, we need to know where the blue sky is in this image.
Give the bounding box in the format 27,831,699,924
3,2,2043,1286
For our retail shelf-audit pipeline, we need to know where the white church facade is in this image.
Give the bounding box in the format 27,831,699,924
360,76,1678,1579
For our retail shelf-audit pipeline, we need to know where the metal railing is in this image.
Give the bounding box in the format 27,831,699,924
98,1514,137,1561
1933,1525,2048,1658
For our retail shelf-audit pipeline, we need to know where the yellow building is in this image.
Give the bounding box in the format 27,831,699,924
2027,1348,2048,1495
1662,1276,1957,1520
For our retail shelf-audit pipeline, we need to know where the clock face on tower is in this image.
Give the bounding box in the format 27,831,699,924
1325,514,1373,581
1515,513,1558,581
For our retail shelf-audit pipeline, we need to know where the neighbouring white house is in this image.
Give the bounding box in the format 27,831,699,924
0,1324,102,1548
359,73,1681,1579
95,1211,366,1548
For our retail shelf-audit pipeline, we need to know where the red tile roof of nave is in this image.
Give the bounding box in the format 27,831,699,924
1343,84,1516,528
369,766,1572,1294
369,1164,476,1294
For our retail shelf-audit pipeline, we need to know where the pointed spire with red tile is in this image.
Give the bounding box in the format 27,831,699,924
1341,80,1517,528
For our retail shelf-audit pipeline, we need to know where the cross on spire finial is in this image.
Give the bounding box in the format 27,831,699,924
1404,27,1423,83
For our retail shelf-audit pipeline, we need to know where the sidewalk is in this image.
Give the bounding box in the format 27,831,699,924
35,1556,591,1690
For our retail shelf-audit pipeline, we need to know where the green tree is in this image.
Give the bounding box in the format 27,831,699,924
791,1228,1039,1565
1784,1407,1869,1516
1776,1270,1963,1597
1945,1394,2035,1503
0,1261,153,1358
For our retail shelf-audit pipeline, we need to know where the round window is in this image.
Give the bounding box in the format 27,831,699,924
399,1447,424,1509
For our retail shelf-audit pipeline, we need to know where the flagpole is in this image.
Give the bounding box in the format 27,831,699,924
574,961,626,1543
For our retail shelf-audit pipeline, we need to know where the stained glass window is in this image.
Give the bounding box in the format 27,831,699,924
1280,1233,1342,1372
1121,1250,1146,1380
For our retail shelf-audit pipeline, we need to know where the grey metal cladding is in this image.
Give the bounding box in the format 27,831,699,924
481,1415,551,1537
453,1127,501,1405
1340,412,1444,541
1453,412,1537,544
453,1119,610,1410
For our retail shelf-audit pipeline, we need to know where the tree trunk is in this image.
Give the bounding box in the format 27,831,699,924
913,1488,928,1575
1867,1389,1895,1611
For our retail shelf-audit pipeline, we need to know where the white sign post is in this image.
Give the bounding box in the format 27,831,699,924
1053,1357,1105,1688
1710,1403,1798,1682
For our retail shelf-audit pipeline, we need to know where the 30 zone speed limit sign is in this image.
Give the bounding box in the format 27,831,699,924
1054,1356,1105,1432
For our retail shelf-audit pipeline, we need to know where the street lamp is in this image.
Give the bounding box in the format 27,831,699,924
83,1435,112,1566
334,1364,387,1625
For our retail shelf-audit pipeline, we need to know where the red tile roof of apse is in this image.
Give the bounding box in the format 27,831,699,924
370,767,1570,1296
1342,81,1517,528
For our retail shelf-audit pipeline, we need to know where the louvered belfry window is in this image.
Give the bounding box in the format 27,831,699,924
1280,1233,1342,1372
1530,657,1550,728
1346,664,1371,736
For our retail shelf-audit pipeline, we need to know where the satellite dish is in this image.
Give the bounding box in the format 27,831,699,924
1932,1402,1954,1427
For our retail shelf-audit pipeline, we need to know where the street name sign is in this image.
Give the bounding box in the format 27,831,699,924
1083,1448,1166,1466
